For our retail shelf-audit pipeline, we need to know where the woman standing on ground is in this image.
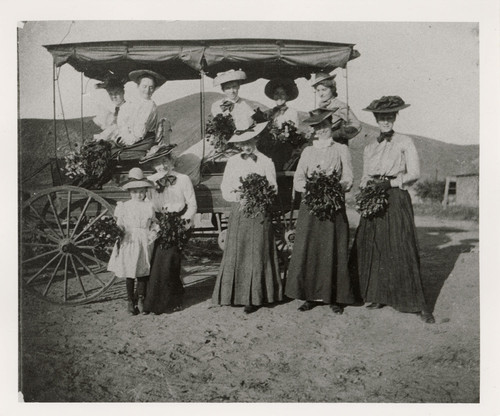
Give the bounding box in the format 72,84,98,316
349,96,435,324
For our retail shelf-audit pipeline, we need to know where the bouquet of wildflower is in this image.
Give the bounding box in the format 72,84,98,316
156,210,190,251
63,140,113,187
304,167,345,222
205,113,237,154
268,121,307,148
355,179,390,219
235,173,277,218
87,215,125,253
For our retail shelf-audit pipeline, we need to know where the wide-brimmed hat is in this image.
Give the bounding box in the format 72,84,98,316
128,70,167,89
139,144,177,165
264,78,299,101
363,96,410,113
95,74,126,91
311,72,337,88
228,121,269,144
303,108,342,128
213,69,247,87
121,167,154,190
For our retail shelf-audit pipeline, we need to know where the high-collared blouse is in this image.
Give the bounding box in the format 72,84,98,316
147,171,197,223
117,98,158,146
360,132,420,190
321,98,361,139
270,106,299,128
211,97,255,128
293,139,353,193
220,150,277,202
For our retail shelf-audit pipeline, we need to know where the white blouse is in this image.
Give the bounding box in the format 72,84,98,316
293,140,353,193
147,171,198,223
360,132,420,190
117,98,158,145
271,106,299,128
220,150,277,202
211,97,255,128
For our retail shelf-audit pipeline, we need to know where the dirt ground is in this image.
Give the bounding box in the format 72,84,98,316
19,210,479,403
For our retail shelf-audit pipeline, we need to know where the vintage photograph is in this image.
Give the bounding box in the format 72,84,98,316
18,18,483,406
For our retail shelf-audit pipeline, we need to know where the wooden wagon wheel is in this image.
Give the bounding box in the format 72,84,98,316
20,185,117,305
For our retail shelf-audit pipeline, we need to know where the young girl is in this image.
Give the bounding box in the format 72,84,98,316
285,109,358,314
212,120,283,314
139,144,197,314
107,168,156,315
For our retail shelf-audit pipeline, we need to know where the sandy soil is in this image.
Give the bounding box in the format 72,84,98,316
19,210,479,402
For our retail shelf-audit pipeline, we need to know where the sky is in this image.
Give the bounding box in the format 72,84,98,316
18,20,480,145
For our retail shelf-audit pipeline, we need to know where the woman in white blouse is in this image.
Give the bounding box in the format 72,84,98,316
212,121,283,314
285,109,359,314
350,96,435,324
138,144,197,314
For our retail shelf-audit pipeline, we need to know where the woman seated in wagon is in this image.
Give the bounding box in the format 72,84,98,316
175,69,255,185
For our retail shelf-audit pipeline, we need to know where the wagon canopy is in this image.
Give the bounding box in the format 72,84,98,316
44,38,360,83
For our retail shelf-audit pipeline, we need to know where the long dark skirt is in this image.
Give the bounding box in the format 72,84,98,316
285,202,358,305
143,243,184,314
212,204,283,306
349,188,426,313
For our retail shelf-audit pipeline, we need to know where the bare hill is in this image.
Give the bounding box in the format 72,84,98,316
19,93,478,189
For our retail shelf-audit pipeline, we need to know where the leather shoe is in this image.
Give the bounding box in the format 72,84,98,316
419,311,436,324
298,301,320,311
330,303,344,314
127,300,138,315
366,303,385,309
244,305,259,314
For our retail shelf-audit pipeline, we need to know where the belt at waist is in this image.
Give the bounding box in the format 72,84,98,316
370,175,396,180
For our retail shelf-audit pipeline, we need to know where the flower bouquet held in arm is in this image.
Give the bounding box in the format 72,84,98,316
355,178,390,219
304,167,345,222
62,140,113,188
155,210,190,251
87,215,125,254
268,121,307,148
205,113,237,155
235,173,277,219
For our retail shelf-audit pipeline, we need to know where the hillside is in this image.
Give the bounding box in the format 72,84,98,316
19,93,479,189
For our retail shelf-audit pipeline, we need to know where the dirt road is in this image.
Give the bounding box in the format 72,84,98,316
19,212,479,402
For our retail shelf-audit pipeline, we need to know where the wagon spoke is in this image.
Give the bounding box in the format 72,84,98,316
47,194,65,237
73,253,106,288
73,208,109,242
69,196,92,239
22,248,61,265
63,255,69,302
27,203,62,240
69,254,87,298
73,235,94,246
78,250,106,270
65,190,72,237
24,242,59,248
26,252,62,285
26,228,61,244
43,255,64,296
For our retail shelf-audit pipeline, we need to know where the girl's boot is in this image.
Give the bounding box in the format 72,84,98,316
126,278,138,315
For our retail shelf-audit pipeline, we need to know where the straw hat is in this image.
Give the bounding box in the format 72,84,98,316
121,167,154,190
264,78,299,101
139,144,177,165
311,72,337,88
303,108,342,128
363,96,410,113
128,70,167,89
213,69,247,87
228,121,269,144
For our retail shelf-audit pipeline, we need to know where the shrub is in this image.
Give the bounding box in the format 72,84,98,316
414,179,446,202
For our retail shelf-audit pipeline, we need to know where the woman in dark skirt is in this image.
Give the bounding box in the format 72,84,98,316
349,96,435,323
212,121,283,314
285,109,359,314
139,144,197,314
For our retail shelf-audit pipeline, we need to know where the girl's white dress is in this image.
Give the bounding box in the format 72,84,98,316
107,199,156,278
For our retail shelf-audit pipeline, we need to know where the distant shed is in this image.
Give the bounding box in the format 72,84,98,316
442,173,479,207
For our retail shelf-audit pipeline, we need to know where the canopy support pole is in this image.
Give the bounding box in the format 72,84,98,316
199,70,206,173
344,65,350,124
80,72,84,143
52,62,57,159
